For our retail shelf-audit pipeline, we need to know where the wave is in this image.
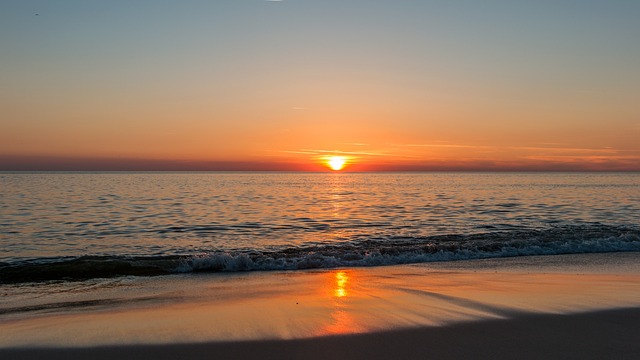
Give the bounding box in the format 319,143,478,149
1,224,639,284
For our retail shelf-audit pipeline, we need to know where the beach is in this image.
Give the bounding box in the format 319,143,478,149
2,252,640,359
3,0,640,355
3,308,640,360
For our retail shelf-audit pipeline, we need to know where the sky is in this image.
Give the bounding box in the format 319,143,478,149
1,0,639,171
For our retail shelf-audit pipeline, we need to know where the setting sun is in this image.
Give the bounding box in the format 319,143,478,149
327,156,347,171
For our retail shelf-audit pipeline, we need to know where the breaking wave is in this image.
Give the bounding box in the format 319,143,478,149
1,224,639,284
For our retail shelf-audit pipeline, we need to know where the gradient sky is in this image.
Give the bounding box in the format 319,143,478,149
1,0,639,171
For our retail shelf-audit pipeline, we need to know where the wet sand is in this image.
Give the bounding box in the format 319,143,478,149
2,307,640,360
1,253,640,359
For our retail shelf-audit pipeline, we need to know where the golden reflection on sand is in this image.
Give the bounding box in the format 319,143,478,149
334,271,349,298
321,270,366,335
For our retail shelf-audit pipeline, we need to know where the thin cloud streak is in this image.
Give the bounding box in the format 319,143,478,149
299,149,389,157
507,146,622,154
525,155,640,161
392,143,637,154
266,149,421,160
391,143,491,149
274,150,320,155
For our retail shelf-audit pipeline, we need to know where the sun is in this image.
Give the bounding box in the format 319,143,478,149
327,156,347,171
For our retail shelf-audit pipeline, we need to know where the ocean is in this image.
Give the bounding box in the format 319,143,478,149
1,172,639,283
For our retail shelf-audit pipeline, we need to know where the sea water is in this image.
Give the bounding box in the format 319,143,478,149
1,172,639,283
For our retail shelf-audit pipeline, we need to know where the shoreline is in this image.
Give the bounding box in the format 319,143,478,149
3,307,640,360
2,252,640,358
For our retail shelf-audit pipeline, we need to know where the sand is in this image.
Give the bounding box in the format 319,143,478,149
2,308,640,360
1,253,640,359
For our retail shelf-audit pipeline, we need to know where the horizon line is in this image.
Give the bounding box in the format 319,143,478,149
1,154,639,173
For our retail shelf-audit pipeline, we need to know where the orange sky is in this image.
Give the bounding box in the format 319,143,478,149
1,1,639,171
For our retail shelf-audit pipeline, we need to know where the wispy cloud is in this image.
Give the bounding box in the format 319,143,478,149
275,150,321,155
392,142,637,154
392,143,491,149
524,155,640,167
507,146,621,154
299,149,388,157
270,148,421,159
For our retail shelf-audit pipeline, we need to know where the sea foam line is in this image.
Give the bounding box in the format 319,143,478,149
1,225,639,283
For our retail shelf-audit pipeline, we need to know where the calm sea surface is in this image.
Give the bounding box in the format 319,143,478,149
1,172,639,282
